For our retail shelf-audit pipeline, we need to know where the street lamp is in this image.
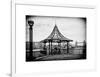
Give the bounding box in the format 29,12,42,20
28,20,34,61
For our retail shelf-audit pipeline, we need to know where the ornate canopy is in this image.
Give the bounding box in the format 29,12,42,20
40,25,73,43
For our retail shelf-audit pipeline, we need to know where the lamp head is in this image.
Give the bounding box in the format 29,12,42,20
28,20,34,27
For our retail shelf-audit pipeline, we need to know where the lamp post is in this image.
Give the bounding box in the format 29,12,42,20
28,20,34,61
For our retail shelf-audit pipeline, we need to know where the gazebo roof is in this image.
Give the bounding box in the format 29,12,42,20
40,25,73,42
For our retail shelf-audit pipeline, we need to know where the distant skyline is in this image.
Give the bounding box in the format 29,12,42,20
26,15,86,44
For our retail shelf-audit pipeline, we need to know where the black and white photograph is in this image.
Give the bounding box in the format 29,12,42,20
26,15,86,62
11,1,96,75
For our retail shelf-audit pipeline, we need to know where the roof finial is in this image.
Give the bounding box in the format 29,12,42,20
55,17,57,27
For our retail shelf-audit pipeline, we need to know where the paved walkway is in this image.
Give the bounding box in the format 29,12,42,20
35,54,82,61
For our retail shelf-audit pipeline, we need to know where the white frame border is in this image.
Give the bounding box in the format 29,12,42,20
11,0,96,77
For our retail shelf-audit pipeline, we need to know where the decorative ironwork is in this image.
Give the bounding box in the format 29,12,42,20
40,25,73,55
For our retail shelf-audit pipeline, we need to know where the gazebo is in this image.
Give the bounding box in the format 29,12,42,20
40,25,73,55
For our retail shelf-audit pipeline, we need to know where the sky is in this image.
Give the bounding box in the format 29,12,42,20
26,15,86,44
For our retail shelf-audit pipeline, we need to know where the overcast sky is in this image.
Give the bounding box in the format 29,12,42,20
26,16,86,44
